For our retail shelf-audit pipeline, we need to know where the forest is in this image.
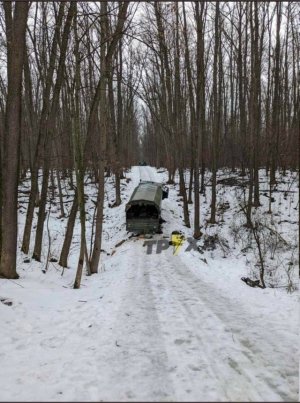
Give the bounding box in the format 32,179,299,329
0,2,299,400
0,1,298,284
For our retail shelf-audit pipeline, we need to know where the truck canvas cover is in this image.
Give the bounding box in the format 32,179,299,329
126,181,163,211
125,181,163,234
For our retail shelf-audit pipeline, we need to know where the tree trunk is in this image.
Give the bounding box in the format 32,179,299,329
89,1,129,273
270,2,282,185
56,170,65,218
90,163,105,274
31,2,75,262
0,2,29,279
73,6,90,288
59,194,78,268
32,167,49,261
90,1,108,274
194,1,206,237
210,2,220,224
21,3,66,255
21,168,38,253
188,168,193,204
253,2,262,207
179,168,190,228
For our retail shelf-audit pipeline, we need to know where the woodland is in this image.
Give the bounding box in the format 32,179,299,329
0,1,299,288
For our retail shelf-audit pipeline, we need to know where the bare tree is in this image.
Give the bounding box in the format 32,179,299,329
0,2,29,279
89,1,129,275
209,1,221,224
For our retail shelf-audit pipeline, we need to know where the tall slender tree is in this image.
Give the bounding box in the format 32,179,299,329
0,2,29,279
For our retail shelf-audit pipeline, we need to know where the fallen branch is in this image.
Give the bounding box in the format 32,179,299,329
115,239,126,248
241,277,264,288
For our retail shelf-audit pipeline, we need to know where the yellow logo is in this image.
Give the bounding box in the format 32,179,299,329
171,232,185,255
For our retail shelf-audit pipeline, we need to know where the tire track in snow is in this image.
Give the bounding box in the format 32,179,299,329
104,166,298,401
138,166,159,182
120,166,297,401
153,253,296,401
175,256,298,401
146,256,264,400
110,239,257,400
100,238,176,401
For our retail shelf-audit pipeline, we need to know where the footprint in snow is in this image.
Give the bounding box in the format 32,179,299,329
40,336,65,348
174,338,191,345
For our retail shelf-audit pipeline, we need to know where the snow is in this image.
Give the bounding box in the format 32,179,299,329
0,166,298,401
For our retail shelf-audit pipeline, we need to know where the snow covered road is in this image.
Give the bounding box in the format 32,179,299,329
138,165,159,182
103,181,297,401
0,166,298,401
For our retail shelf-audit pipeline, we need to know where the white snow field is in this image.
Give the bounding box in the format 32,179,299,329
0,166,298,401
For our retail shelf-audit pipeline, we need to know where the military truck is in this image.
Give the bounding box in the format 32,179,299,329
125,181,168,234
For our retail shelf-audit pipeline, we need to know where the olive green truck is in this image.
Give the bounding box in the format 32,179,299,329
125,181,168,234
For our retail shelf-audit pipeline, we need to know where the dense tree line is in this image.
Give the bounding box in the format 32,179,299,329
139,2,299,233
0,2,140,283
0,2,298,286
